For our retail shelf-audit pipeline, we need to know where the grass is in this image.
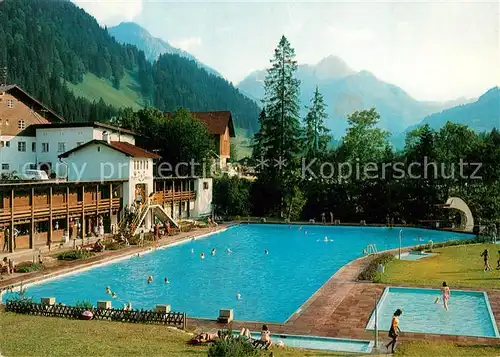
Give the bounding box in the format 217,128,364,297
393,340,500,356
65,70,145,110
0,314,499,356
379,243,500,289
0,314,344,357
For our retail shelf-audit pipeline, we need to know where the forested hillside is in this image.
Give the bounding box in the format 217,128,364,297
0,0,260,133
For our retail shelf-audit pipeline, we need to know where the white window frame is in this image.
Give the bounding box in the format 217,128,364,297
18,120,25,129
42,142,49,152
58,142,66,153
18,141,26,152
7,99,14,108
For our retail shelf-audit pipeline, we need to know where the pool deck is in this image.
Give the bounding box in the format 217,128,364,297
188,248,500,346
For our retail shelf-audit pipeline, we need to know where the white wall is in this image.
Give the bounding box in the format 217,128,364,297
125,158,154,207
36,127,94,177
191,178,213,218
93,128,135,145
64,143,130,182
0,135,37,173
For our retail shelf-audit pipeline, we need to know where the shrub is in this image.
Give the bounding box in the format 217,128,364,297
207,334,259,357
75,300,93,309
358,253,395,281
57,250,94,261
15,262,43,273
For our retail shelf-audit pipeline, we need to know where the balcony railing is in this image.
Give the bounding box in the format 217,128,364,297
152,191,196,205
0,198,121,221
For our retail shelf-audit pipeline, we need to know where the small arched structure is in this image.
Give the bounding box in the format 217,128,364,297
439,197,474,232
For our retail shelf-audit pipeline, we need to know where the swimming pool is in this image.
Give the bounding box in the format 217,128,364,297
3,225,473,323
366,287,499,338
399,251,436,261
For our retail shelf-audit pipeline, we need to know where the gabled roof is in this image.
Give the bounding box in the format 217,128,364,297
0,84,65,122
165,111,235,137
58,140,161,159
31,121,137,136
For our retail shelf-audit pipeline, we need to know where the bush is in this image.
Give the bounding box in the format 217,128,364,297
15,262,43,273
74,300,93,309
207,334,259,357
358,253,395,281
57,250,94,261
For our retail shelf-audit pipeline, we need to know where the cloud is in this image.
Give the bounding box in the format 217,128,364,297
170,37,203,52
72,0,143,26
328,26,373,43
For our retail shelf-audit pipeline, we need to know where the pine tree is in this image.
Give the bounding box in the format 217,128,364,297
252,35,302,216
303,86,330,158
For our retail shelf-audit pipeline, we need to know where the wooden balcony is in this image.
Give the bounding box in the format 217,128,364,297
152,191,196,205
0,198,121,222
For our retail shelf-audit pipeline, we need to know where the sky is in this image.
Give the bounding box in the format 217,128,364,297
73,0,500,102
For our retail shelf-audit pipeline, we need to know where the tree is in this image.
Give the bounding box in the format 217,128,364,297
303,86,331,158
252,35,302,216
342,108,390,163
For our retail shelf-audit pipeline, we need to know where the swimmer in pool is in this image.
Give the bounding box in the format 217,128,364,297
164,278,169,284
236,293,242,300
227,248,232,254
324,236,328,242
147,276,153,284
304,230,308,234
441,281,450,311
211,248,216,256
299,226,303,230
105,286,111,295
191,248,194,254
111,292,117,298
264,249,269,255
201,253,205,259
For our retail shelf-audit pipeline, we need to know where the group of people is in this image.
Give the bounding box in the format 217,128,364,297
2,227,20,251
191,325,276,351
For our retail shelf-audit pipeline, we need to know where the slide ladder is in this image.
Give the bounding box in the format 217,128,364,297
131,203,179,236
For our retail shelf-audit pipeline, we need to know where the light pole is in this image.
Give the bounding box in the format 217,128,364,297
399,229,403,259
374,292,379,349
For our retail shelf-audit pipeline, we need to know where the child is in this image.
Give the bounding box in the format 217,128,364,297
496,250,500,270
260,324,272,350
386,309,402,354
147,275,153,284
480,249,491,271
441,281,450,311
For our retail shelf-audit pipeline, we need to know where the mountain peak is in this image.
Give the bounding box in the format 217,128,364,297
313,55,355,80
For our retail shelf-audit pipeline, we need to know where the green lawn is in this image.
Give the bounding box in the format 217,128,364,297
65,70,145,110
379,243,500,289
0,313,499,356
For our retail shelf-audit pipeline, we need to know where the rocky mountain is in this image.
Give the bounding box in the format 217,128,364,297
391,86,500,149
108,22,221,77
237,56,468,138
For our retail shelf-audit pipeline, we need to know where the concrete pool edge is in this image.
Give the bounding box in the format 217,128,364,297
365,286,500,339
0,225,233,295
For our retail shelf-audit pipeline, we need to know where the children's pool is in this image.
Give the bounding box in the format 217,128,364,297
398,251,436,261
3,225,473,323
232,331,374,353
366,287,500,338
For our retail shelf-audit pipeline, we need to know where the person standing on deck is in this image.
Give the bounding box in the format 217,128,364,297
386,309,402,353
2,227,9,251
330,212,333,224
321,212,326,224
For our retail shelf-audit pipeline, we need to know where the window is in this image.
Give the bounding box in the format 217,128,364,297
203,182,209,190
5,140,9,147
18,141,26,152
1,164,9,170
42,143,49,152
7,99,13,108
58,142,66,153
18,120,25,129
5,119,8,126
31,142,36,152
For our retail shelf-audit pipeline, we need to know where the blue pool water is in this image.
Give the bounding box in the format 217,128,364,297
399,251,436,261
367,287,499,338
232,332,373,353
4,225,473,323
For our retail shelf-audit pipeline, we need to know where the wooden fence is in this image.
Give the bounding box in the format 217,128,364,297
5,300,187,329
